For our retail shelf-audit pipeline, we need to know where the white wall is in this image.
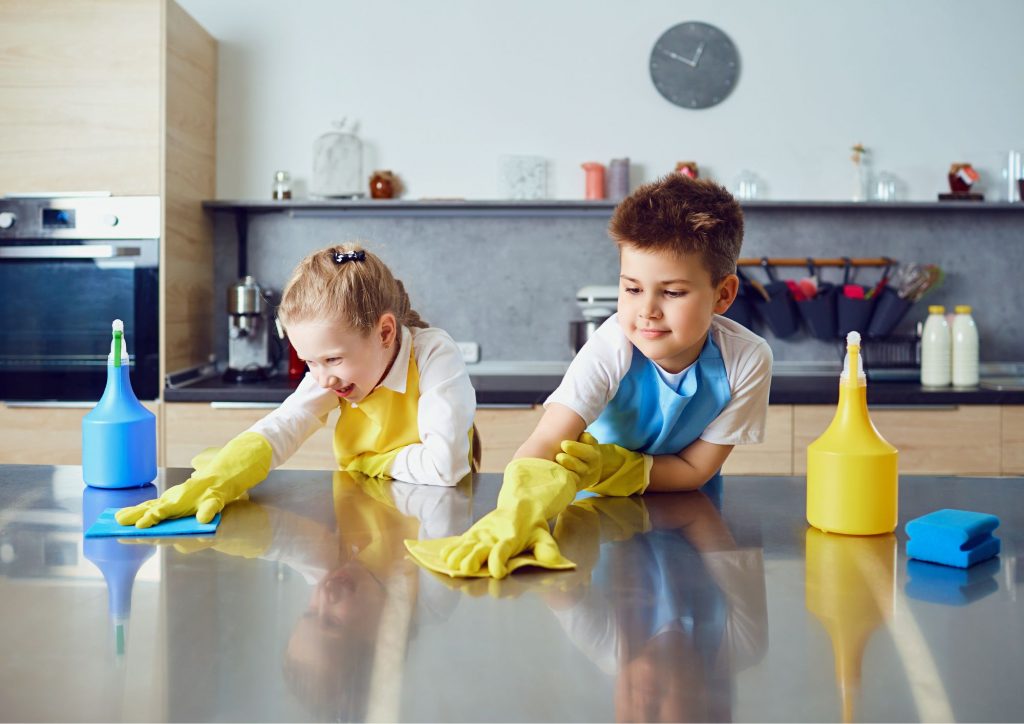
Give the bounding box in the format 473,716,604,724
178,0,1024,201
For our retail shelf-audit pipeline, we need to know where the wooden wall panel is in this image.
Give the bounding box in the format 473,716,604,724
162,0,217,378
0,0,161,195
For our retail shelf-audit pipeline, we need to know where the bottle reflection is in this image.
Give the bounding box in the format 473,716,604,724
805,529,896,722
81,484,158,656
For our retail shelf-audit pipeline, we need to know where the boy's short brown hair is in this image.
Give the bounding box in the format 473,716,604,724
609,174,744,284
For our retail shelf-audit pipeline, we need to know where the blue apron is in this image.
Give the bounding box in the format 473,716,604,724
587,333,732,456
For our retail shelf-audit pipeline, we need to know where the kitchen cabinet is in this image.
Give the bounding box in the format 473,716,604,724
722,405,794,475
793,404,1003,475
0,402,160,466
474,406,546,473
476,405,795,476
1001,406,1024,474
0,0,218,385
164,403,339,471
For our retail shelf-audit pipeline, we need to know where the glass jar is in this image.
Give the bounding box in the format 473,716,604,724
312,119,363,198
272,170,292,200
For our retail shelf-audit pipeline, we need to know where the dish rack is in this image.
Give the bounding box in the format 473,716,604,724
837,334,920,370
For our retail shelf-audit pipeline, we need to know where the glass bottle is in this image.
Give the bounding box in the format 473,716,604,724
920,305,951,387
951,305,979,388
272,171,292,200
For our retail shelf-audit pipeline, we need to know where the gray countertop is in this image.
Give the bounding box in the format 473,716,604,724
164,362,1024,405
1,465,1021,721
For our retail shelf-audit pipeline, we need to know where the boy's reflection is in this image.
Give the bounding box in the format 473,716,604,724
545,485,768,723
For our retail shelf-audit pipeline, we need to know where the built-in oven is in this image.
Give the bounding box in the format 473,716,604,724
0,195,159,401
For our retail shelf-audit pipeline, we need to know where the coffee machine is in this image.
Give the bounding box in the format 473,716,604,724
224,276,275,382
570,285,618,353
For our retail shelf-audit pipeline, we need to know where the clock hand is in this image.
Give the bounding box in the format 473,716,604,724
660,48,698,67
691,42,705,67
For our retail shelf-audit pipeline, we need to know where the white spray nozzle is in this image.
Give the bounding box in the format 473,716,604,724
108,318,130,365
841,330,866,383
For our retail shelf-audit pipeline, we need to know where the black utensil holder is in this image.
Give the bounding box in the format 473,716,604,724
836,289,878,338
753,280,800,338
866,286,914,338
722,285,756,329
796,284,838,340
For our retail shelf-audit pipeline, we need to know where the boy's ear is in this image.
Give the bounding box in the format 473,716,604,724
713,274,739,314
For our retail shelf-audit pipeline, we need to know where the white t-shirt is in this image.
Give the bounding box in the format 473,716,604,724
545,314,773,447
247,325,476,486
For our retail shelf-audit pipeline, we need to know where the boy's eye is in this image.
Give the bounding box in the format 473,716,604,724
624,287,641,295
664,290,687,298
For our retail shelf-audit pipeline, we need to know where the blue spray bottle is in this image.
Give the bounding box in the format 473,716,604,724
82,319,157,488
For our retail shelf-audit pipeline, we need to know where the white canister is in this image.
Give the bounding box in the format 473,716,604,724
951,305,979,388
920,305,951,387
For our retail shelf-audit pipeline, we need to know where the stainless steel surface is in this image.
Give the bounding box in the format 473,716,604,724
979,376,1024,391
0,196,159,240
569,318,602,353
0,244,140,259
1,466,1021,722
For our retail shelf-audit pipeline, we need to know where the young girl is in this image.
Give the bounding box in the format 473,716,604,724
117,244,478,528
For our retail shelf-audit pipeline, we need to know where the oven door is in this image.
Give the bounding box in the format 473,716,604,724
0,239,159,401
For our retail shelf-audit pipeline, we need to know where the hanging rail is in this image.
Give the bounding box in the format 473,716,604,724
738,257,891,267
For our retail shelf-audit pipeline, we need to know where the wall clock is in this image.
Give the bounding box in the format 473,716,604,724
649,22,740,109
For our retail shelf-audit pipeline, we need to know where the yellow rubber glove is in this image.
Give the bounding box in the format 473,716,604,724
343,448,399,479
405,458,580,579
114,432,273,528
555,432,651,497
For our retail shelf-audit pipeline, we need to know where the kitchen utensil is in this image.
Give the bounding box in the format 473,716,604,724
224,276,276,383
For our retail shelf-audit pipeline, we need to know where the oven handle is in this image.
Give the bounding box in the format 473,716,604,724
0,244,141,260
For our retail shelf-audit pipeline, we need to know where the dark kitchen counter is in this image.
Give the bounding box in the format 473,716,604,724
164,365,1024,406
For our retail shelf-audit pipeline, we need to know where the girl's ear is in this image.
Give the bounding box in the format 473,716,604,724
713,274,739,314
378,312,398,348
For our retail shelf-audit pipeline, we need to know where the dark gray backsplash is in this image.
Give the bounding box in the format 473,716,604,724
210,206,1024,365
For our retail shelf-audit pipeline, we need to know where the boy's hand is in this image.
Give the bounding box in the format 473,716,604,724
114,432,273,528
556,432,651,497
405,458,580,579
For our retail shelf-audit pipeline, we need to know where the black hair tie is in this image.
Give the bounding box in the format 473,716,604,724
333,250,366,264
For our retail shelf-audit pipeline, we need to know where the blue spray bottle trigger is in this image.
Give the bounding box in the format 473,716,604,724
82,319,157,488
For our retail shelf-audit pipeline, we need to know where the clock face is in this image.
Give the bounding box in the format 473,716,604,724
649,22,740,109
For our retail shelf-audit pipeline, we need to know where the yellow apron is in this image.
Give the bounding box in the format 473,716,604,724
332,343,474,478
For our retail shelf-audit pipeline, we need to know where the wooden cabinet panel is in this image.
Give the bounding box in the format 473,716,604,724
0,0,162,196
474,406,545,473
722,405,793,475
164,403,339,471
1002,406,1024,474
0,402,160,465
793,405,1002,476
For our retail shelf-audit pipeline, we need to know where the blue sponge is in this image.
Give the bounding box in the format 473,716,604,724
905,509,1000,568
85,507,221,538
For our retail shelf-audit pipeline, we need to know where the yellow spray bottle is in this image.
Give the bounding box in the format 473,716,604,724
807,331,898,535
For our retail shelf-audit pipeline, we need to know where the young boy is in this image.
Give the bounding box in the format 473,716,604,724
407,174,772,578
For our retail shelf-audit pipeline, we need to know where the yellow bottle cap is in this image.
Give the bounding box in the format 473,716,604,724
955,305,972,314
928,305,945,314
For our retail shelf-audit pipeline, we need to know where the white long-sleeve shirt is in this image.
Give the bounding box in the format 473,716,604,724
247,325,477,486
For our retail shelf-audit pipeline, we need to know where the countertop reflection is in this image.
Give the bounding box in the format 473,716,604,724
0,466,1021,722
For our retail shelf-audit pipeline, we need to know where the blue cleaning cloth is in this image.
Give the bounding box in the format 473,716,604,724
85,507,221,538
905,558,1000,606
905,509,1000,568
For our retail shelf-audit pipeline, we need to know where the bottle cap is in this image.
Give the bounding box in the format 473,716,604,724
840,331,866,383
928,305,945,314
955,305,972,314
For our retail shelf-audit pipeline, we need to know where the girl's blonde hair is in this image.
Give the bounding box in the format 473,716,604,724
278,243,428,333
